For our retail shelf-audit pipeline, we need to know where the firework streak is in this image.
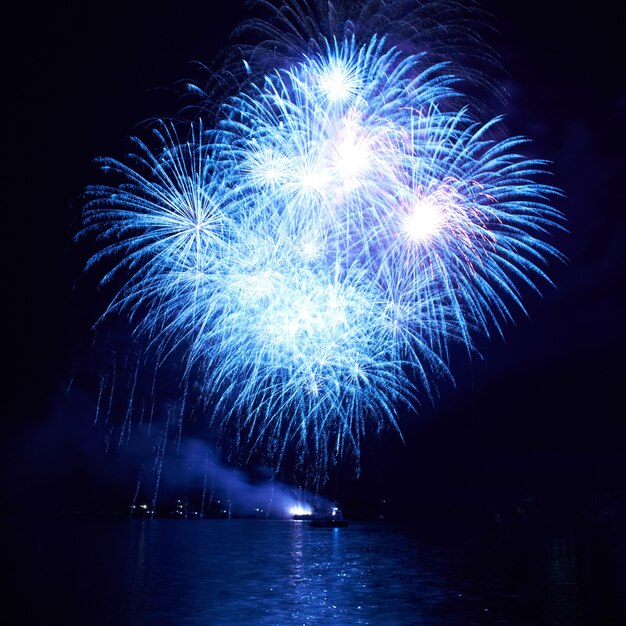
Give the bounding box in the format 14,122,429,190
79,1,564,484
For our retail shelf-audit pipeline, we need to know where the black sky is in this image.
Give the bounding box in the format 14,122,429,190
2,1,625,520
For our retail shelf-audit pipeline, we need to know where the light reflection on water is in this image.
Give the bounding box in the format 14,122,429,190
4,516,625,625
126,519,451,625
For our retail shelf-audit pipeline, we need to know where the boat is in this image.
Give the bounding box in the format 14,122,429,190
309,506,348,528
292,513,313,521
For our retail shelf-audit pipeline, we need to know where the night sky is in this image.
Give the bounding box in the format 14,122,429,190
2,1,625,522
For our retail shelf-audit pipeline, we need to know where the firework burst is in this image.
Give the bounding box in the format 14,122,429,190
79,0,564,486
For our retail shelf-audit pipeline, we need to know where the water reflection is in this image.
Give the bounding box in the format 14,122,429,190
122,520,458,624
4,516,624,625
546,533,579,624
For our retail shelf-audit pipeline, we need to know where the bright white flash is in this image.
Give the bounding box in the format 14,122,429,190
289,504,313,516
298,237,322,261
245,148,288,187
332,116,371,190
402,197,445,243
318,61,358,104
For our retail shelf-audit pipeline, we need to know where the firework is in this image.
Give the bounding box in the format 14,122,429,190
79,0,564,486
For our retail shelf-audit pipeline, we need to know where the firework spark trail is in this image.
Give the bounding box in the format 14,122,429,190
79,0,564,486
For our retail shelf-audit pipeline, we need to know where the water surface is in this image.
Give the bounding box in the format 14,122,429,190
3,515,624,625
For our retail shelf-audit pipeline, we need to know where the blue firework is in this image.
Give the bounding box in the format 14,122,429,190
79,1,564,486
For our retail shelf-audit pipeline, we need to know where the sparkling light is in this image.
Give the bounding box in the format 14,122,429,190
79,1,564,486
